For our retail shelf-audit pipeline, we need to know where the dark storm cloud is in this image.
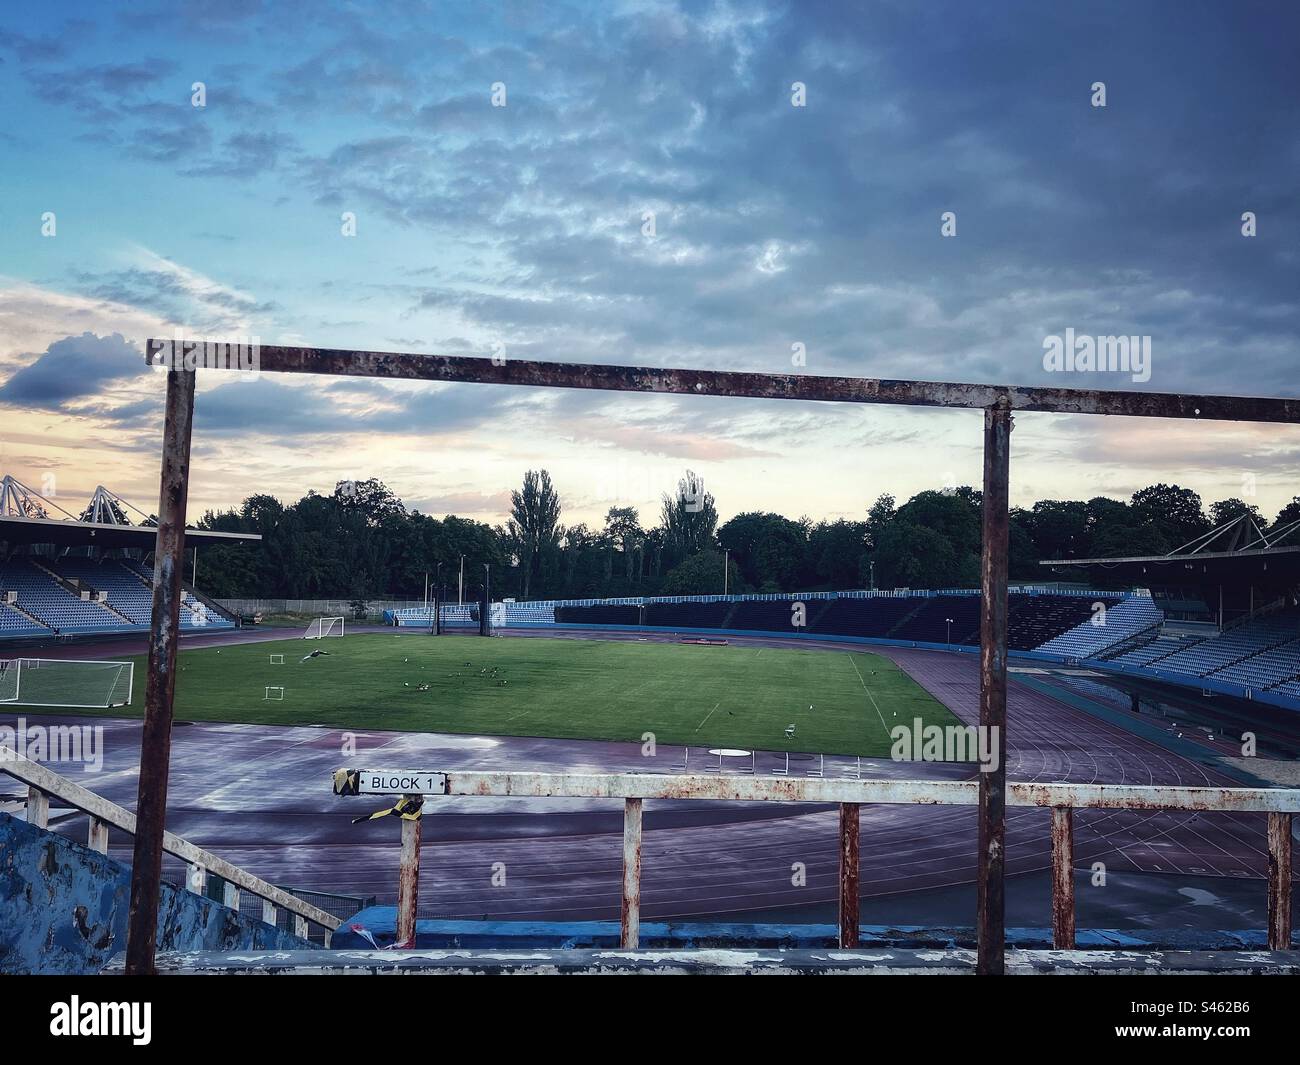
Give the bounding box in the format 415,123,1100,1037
0,333,146,408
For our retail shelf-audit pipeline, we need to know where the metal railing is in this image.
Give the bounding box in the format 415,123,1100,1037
1,744,341,943
333,768,1296,954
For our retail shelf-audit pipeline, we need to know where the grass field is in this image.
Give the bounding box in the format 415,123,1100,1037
22,634,961,757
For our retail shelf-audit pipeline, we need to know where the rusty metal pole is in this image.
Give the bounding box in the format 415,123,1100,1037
977,402,1011,975
396,809,422,946
124,366,195,976
621,797,643,948
1267,811,1292,950
1050,806,1075,949
838,801,860,948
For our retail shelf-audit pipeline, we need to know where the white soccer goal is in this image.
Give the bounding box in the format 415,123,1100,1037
303,616,345,640
0,658,134,709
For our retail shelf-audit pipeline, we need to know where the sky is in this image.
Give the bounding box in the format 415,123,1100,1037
0,0,1297,531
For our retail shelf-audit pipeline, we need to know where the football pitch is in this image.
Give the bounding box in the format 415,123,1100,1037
68,634,959,757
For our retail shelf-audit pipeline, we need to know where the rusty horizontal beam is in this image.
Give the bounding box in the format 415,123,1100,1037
145,341,1300,424
332,767,1300,812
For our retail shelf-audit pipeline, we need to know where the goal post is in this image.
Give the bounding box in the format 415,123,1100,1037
303,616,346,639
0,658,134,709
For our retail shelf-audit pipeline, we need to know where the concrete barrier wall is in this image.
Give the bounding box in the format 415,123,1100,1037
0,812,315,974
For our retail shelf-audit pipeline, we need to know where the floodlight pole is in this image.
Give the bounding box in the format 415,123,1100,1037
125,367,195,975
433,562,443,635
976,402,1011,975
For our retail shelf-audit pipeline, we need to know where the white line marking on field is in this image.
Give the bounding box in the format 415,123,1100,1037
694,702,721,732
848,654,889,734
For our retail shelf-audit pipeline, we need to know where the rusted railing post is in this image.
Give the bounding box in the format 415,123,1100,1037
1267,812,1292,949
621,796,643,948
977,402,1011,975
396,808,422,946
87,816,109,854
26,786,48,828
1050,806,1075,948
839,801,860,948
125,366,195,976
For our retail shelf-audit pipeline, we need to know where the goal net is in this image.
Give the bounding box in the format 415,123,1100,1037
0,658,134,709
303,616,346,639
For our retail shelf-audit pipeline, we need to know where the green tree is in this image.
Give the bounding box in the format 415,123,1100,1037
1208,497,1262,529
659,470,718,566
1273,497,1300,531
717,511,807,592
506,470,564,600
603,506,644,587
874,522,963,588
807,519,869,588
659,549,741,595
1130,484,1208,551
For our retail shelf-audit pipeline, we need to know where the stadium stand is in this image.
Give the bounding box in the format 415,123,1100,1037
1103,631,1192,668
440,605,476,627
1149,611,1300,681
1032,595,1163,660
812,595,920,639
0,600,50,637
0,560,138,634
115,558,235,631
728,598,810,631
52,558,153,625
1214,634,1300,690
555,603,640,625
645,601,731,628
0,557,235,639
1148,613,1300,678
891,595,982,645
505,602,556,625
1007,593,1118,650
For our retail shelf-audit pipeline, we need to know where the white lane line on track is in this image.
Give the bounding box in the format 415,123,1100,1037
694,702,721,732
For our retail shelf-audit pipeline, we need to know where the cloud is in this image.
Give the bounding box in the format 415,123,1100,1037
0,332,145,408
1,2,1298,523
69,247,275,334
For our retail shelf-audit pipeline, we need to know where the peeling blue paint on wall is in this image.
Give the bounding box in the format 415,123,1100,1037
0,812,316,974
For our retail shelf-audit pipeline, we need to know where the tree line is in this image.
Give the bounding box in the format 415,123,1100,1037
189,472,1300,601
